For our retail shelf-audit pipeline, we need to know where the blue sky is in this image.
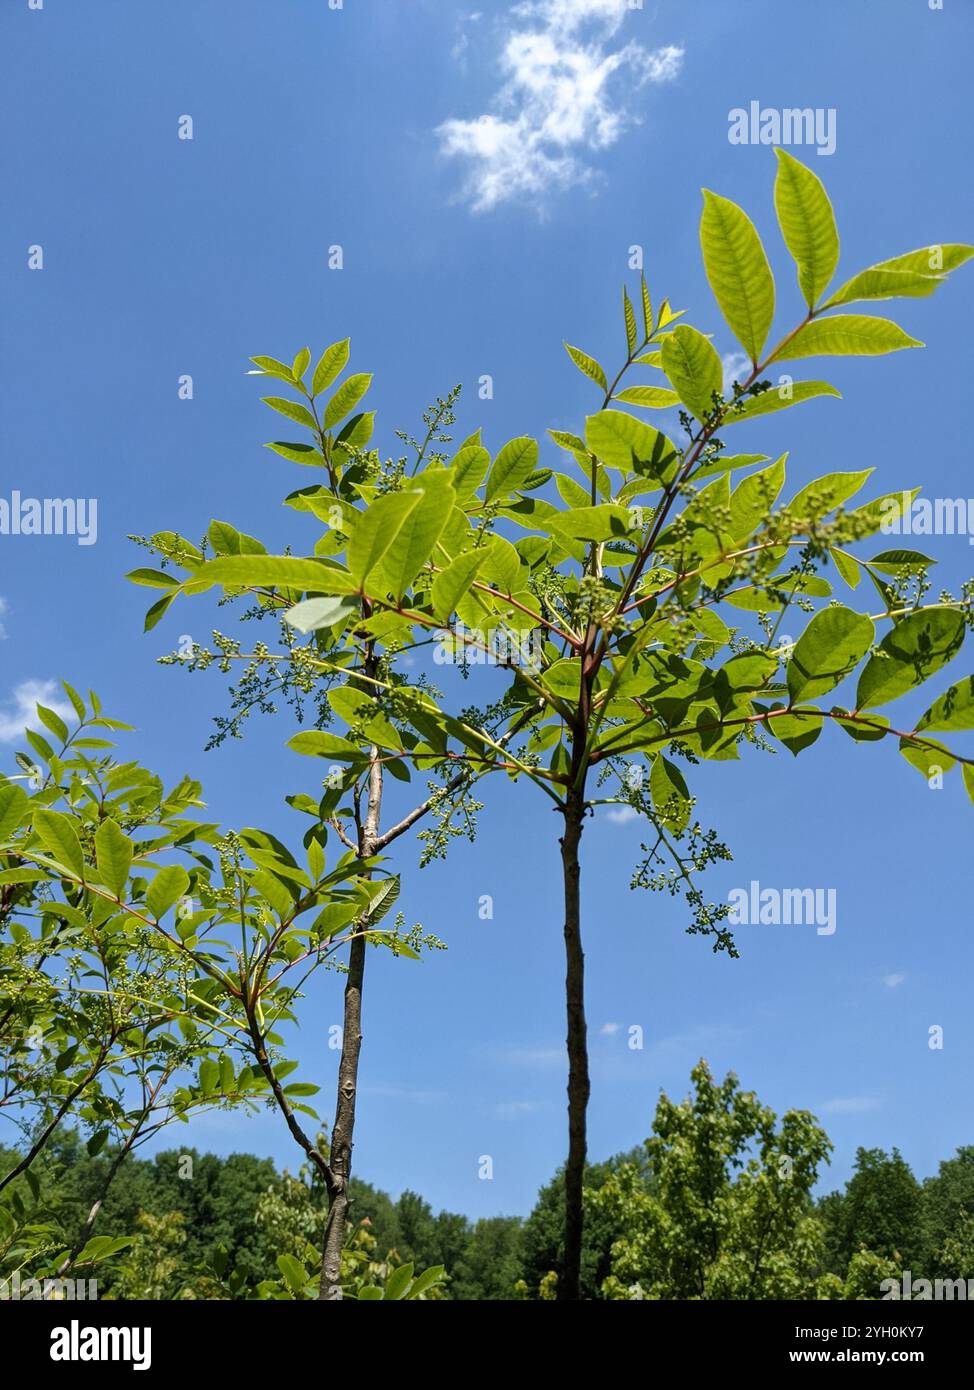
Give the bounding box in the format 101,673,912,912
2,0,973,1220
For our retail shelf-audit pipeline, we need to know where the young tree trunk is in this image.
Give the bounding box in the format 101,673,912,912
318,932,367,1299
558,785,589,1301
319,735,383,1301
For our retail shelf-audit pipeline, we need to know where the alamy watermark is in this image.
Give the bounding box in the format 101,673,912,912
728,102,836,156
881,1270,974,1300
880,492,974,544
0,491,98,546
433,621,544,672
1,1271,97,1300
728,880,837,936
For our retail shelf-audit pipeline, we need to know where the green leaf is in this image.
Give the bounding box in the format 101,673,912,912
375,473,456,599
384,1263,415,1300
364,876,400,924
407,1264,446,1299
872,244,974,276
623,288,638,355
661,325,724,421
613,385,680,409
856,608,966,710
32,809,85,880
196,555,358,594
823,267,944,310
313,901,361,938
964,765,974,809
548,429,587,457
432,550,486,622
768,315,922,362
551,504,635,544
262,396,318,430
62,682,87,721
541,659,583,703
479,534,522,593
585,410,679,477
143,592,177,632
899,736,955,780
312,339,350,396
700,189,775,362
147,864,191,921
36,704,70,743
94,819,134,899
450,444,491,502
639,273,653,339
650,755,691,832
287,730,367,762
844,488,919,541
347,491,423,587
767,707,823,756
277,1254,309,1294
323,373,372,430
285,595,359,635
724,455,787,543
336,410,375,451
247,869,293,921
787,607,874,702
219,1054,235,1091
830,547,862,590
75,1235,133,1264
868,549,935,574
0,783,28,839
789,469,873,519
728,380,840,423
564,343,607,392
292,347,311,382
265,442,325,466
916,675,974,733
773,149,839,308
86,1129,109,1157
127,568,177,590
249,355,296,384
485,437,540,502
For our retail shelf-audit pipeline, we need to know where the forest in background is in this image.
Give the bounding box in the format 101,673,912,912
3,1061,972,1300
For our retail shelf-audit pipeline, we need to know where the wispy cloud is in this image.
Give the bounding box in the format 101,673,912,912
604,804,640,824
437,0,683,212
722,351,751,394
451,9,482,68
599,1022,622,1035
882,972,906,989
494,1099,545,1118
821,1096,882,1116
0,679,74,744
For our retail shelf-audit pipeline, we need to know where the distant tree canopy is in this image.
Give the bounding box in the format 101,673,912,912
3,1063,972,1300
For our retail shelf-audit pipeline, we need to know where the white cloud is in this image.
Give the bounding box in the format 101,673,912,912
882,972,906,989
605,804,640,824
495,1099,544,1117
821,1096,881,1116
599,1021,622,1035
452,9,482,67
0,680,74,744
722,351,751,394
438,0,683,212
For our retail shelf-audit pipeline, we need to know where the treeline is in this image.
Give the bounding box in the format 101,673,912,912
4,1062,972,1299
